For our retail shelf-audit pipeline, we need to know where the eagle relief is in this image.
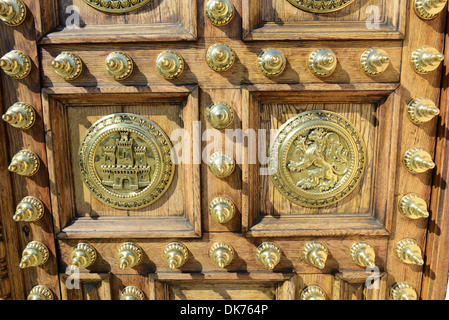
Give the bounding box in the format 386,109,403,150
269,110,366,207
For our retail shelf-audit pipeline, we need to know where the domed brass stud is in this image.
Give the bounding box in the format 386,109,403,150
257,48,286,77
208,151,235,178
105,51,133,80
394,238,424,266
205,101,234,129
8,150,40,176
205,0,234,26
360,47,390,76
414,0,448,20
399,193,430,220
390,281,418,300
209,196,235,224
52,52,83,81
19,241,49,269
70,243,97,270
300,285,327,300
27,285,54,300
13,196,44,222
120,286,145,300
209,241,234,268
407,97,440,124
403,147,435,173
0,0,26,26
163,242,188,270
256,242,281,270
349,241,376,268
206,43,235,72
156,50,184,80
117,242,142,270
308,48,337,77
411,46,444,74
302,241,328,270
2,102,35,130
0,50,31,79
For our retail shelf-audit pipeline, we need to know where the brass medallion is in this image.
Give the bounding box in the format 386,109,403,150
286,0,356,13
83,0,152,13
79,113,175,210
269,110,366,207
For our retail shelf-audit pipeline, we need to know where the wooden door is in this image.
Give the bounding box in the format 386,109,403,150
0,0,448,301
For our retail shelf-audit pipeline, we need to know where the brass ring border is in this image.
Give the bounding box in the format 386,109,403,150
285,0,357,13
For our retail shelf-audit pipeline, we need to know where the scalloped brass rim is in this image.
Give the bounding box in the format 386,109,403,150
83,0,152,13
394,238,424,265
156,50,184,80
208,241,234,268
407,97,440,124
256,241,281,270
120,286,145,300
208,151,235,178
209,196,235,224
360,47,390,76
27,285,54,300
302,240,328,269
300,285,327,300
286,0,356,13
0,0,27,26
403,147,435,173
206,43,235,72
20,241,49,268
390,281,418,300
52,52,83,81
0,50,31,79
205,0,234,26
2,102,35,130
257,48,287,77
206,101,234,129
399,193,429,219
71,242,97,269
349,241,375,268
105,51,134,80
118,242,142,270
8,149,40,176
414,0,448,20
411,46,444,74
163,241,189,269
14,196,44,222
308,48,338,77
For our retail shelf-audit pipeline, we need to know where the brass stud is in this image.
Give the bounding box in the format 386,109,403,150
205,0,234,26
163,242,188,270
209,241,234,268
407,97,440,124
403,147,435,173
209,196,235,224
8,150,40,176
390,282,418,300
205,101,234,129
117,242,142,270
120,286,145,300
360,47,390,76
411,46,444,74
70,243,97,270
349,241,376,268
2,102,35,130
0,50,31,79
156,50,184,80
399,193,430,220
308,48,337,77
414,0,448,20
13,196,44,222
206,43,235,72
300,285,327,300
27,285,54,300
0,0,26,26
52,52,83,81
208,151,235,178
394,238,424,266
19,241,49,269
256,241,281,270
257,48,286,77
302,241,328,270
105,51,133,80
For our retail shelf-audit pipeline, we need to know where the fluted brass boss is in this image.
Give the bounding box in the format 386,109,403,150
13,196,44,222
399,193,430,220
390,281,418,300
394,238,424,266
156,50,184,79
163,242,188,270
300,285,327,300
206,101,234,129
349,241,376,268
209,241,234,268
414,0,448,20
360,47,390,76
0,0,26,26
208,151,235,178
256,242,281,270
70,243,97,270
411,46,444,74
308,48,337,77
105,51,133,80
0,50,31,79
52,52,83,81
257,48,286,77
8,150,40,176
117,242,142,270
206,43,235,72
403,147,435,173
2,102,35,130
205,0,234,26
120,286,145,300
407,97,440,124
27,285,54,300
302,241,328,269
19,241,49,269
209,196,235,224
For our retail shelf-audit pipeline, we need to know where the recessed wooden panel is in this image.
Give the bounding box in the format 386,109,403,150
60,273,111,300
243,0,406,40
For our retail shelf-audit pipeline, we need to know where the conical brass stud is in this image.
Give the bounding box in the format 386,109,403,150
8,150,40,176
308,48,337,77
2,102,35,130
302,241,328,270
411,46,444,74
205,0,234,26
19,241,49,269
163,242,188,270
399,193,430,220
208,151,235,178
360,47,390,76
117,242,142,270
390,281,418,300
27,285,54,300
105,51,133,80
206,101,234,129
414,0,448,20
0,0,26,26
403,147,435,173
209,196,235,224
120,286,145,300
206,43,235,72
52,52,83,81
156,50,184,80
407,97,440,124
0,50,31,79
257,48,286,77
256,242,281,270
13,196,44,222
349,241,376,268
209,241,234,268
394,238,424,266
70,243,97,270
300,285,327,300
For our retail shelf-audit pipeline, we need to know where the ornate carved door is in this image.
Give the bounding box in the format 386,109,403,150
1,0,448,301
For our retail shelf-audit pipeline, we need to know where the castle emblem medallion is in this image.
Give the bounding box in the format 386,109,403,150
286,0,356,13
79,113,174,210
269,110,366,207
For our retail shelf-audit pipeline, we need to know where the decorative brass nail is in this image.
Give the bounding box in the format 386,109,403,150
13,196,44,222
117,242,142,270
205,0,234,26
308,48,337,77
349,241,376,268
8,150,40,176
105,51,133,80
411,46,444,74
403,147,435,173
2,102,35,130
156,50,184,80
27,285,54,300
256,242,281,270
394,238,424,266
70,243,97,270
206,43,235,72
163,242,188,270
407,97,440,124
209,196,235,224
52,52,83,81
120,286,145,300
19,241,49,269
0,50,31,79
302,241,328,269
205,101,234,129
208,151,235,178
0,0,26,26
300,285,327,300
257,48,286,77
390,282,418,300
399,193,429,220
414,0,447,20
360,47,390,76
209,241,234,268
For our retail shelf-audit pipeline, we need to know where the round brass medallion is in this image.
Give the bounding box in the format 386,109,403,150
269,110,366,207
83,0,152,13
286,0,356,13
79,113,175,210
